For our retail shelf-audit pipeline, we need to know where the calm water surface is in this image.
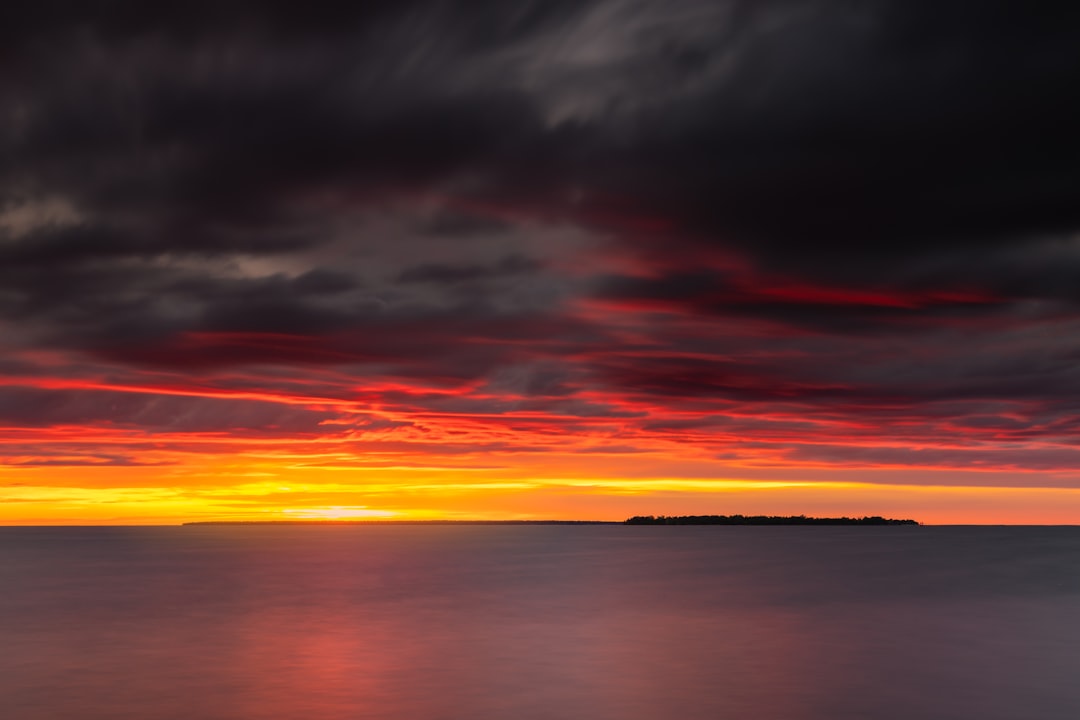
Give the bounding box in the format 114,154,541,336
1,525,1078,719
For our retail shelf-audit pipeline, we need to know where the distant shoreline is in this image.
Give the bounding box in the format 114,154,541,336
182,515,920,526
182,520,618,526
626,515,920,526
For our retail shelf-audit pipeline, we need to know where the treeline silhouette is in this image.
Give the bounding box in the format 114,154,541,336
625,515,920,526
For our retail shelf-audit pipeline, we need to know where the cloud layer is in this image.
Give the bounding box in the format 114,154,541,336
4,1,1080,512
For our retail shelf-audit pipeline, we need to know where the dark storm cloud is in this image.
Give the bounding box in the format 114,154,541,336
0,222,314,269
588,322,1080,406
92,310,603,379
592,269,1009,334
5,1,1080,266
0,0,597,370
397,255,541,285
2,1,580,198
3,0,1080,467
419,210,513,238
7,2,1078,324
0,1,584,50
0,386,343,434
587,1,1080,286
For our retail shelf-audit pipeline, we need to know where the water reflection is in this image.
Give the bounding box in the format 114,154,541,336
1,526,1078,719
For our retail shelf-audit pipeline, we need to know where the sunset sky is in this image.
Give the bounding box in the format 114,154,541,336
3,1,1080,524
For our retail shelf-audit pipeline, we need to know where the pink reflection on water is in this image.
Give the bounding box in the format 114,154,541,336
2,526,1079,719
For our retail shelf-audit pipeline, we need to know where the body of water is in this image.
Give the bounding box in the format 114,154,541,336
1,525,1078,719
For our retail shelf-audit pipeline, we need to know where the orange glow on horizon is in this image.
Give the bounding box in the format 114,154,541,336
3,357,1080,527
3,454,1079,525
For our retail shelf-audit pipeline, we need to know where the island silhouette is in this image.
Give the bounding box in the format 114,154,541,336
625,515,920,525
183,515,920,526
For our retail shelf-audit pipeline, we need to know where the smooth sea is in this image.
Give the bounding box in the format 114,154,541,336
1,525,1078,719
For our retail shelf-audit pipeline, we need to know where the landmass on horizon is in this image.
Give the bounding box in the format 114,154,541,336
626,515,920,525
183,515,921,526
183,520,616,525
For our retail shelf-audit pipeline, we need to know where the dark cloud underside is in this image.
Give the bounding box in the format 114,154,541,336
3,0,1080,477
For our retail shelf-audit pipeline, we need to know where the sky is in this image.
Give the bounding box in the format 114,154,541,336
2,1,1080,524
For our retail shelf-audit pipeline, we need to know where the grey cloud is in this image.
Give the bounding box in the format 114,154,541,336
0,386,344,434
397,255,541,285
